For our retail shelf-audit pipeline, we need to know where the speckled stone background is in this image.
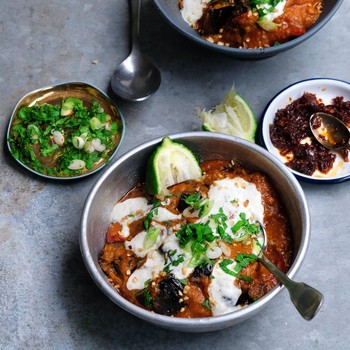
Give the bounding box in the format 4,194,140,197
1,0,350,349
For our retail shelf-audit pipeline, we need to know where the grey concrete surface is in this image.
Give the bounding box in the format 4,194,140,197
1,0,349,349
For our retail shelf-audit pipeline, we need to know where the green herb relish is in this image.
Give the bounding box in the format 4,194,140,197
8,97,120,177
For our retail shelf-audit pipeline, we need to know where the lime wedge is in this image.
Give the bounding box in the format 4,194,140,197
145,137,202,196
200,87,257,143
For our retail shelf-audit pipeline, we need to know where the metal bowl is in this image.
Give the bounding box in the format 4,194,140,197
80,132,310,332
154,0,344,59
7,81,125,180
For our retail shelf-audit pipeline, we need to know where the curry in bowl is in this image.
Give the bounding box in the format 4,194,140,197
99,157,292,317
179,0,323,49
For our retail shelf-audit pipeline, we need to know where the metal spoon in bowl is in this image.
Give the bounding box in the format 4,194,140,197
257,224,324,320
310,112,350,151
111,0,161,102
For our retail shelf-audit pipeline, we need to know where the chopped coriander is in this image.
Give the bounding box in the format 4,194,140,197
143,290,152,308
144,200,160,230
202,299,212,310
251,0,285,18
210,208,232,244
183,193,213,218
8,97,121,177
172,254,185,266
183,193,201,208
163,264,172,273
144,279,151,287
231,212,261,242
219,254,257,282
164,249,185,271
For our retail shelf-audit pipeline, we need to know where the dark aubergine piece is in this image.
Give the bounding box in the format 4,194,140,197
111,261,121,275
152,274,184,316
197,0,250,35
192,263,213,277
236,291,255,306
178,193,192,212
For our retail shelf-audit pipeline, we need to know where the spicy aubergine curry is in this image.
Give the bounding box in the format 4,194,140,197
99,159,292,318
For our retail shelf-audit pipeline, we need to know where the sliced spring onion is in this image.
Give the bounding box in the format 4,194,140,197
72,136,85,149
90,117,102,130
143,227,160,250
68,159,86,170
52,130,65,146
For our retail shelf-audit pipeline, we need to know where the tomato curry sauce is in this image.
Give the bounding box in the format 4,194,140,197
99,160,292,318
180,0,323,49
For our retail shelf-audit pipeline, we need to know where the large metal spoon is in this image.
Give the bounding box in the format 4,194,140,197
258,224,324,320
111,0,161,102
310,112,350,151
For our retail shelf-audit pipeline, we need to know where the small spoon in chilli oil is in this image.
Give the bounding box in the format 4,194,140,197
310,112,350,151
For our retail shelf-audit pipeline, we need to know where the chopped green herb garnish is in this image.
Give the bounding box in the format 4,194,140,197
210,208,232,244
231,212,261,242
143,290,152,308
163,263,172,273
144,279,151,287
164,250,185,271
251,0,285,18
219,254,257,282
183,193,213,218
172,254,185,266
183,193,201,208
202,299,212,310
144,200,160,230
8,97,120,177
176,222,215,268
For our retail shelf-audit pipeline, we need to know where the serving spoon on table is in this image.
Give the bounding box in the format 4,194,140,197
309,112,350,151
257,224,324,320
111,0,161,101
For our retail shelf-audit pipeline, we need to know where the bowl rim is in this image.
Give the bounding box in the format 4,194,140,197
6,81,125,180
259,77,350,184
154,0,344,58
80,132,311,329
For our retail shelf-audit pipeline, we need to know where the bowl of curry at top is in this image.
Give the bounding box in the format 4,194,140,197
154,0,343,59
80,132,310,332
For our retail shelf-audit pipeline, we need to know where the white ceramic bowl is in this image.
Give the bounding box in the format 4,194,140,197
80,132,310,332
260,78,350,184
154,0,344,59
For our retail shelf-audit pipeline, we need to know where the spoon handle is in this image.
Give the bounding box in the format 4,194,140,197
130,0,141,51
259,254,324,320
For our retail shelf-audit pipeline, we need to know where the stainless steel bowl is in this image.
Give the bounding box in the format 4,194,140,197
80,132,310,332
7,81,125,180
154,0,344,59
